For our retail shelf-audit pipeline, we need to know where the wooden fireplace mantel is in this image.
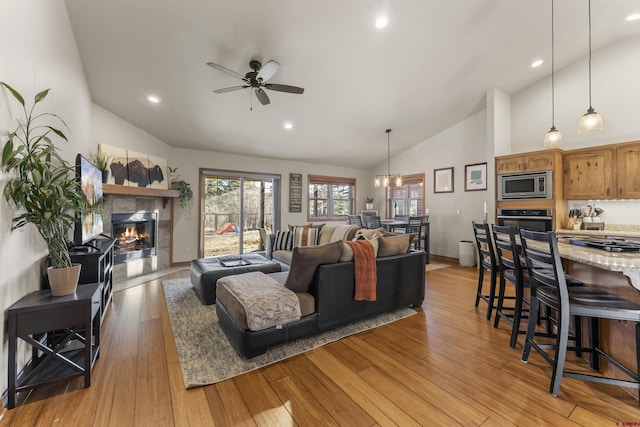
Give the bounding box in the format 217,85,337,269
103,184,181,207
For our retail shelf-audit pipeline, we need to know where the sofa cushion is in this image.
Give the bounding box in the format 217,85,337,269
291,225,320,247
273,230,294,251
318,225,337,245
340,239,379,262
284,241,343,292
377,234,411,257
330,224,360,242
272,250,293,265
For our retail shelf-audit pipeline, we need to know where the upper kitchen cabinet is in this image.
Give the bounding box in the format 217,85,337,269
563,141,640,200
616,144,640,199
563,148,613,199
496,150,558,174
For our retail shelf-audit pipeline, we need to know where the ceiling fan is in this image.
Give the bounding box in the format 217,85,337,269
207,59,304,106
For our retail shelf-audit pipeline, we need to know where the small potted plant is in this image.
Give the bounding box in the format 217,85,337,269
89,149,112,183
168,167,193,208
1,82,84,295
365,197,374,210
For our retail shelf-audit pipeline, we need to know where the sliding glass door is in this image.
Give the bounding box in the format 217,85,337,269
200,171,280,258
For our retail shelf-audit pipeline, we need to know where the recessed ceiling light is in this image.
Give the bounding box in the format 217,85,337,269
284,122,293,130
531,59,544,68
626,13,640,21
376,16,388,29
146,95,161,103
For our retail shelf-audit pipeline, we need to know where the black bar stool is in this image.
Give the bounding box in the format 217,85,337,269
472,221,498,320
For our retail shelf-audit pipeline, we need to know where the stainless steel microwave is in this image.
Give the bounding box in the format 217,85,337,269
498,171,552,200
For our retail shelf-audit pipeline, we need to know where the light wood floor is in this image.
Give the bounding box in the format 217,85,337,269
3,260,640,426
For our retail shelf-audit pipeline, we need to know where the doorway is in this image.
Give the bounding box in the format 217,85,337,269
200,171,280,258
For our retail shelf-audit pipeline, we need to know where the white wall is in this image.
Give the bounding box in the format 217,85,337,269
0,0,92,395
371,110,489,259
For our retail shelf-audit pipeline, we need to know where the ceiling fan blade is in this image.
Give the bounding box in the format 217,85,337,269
254,88,270,105
264,83,305,94
256,60,280,82
214,85,248,93
207,62,247,81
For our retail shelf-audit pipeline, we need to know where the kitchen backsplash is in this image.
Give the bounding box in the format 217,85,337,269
567,200,640,226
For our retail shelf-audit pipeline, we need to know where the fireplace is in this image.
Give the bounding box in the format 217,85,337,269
111,212,157,264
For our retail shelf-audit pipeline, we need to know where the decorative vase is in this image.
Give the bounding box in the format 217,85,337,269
47,264,81,296
101,169,110,184
366,203,373,210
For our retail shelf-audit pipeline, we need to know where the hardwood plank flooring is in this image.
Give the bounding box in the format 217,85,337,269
3,259,640,426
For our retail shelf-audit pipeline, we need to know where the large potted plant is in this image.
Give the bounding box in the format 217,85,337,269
1,82,84,296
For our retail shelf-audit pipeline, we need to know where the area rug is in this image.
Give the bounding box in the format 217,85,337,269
162,278,417,388
425,262,451,272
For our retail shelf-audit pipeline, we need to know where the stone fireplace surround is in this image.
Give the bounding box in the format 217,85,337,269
102,193,173,284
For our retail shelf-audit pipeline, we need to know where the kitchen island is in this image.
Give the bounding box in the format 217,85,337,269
555,239,640,391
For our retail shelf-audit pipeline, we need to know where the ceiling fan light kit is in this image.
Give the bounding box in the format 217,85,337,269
207,59,304,107
578,0,604,134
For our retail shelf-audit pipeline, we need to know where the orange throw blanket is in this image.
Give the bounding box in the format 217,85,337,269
346,240,377,301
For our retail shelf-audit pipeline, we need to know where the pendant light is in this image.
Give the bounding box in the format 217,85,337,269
374,129,402,187
544,0,562,148
578,0,603,133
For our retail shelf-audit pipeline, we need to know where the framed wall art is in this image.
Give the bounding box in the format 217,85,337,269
464,162,487,191
434,167,454,193
289,173,303,213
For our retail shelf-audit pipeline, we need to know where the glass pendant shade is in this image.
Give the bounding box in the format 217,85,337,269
395,175,403,187
578,109,603,134
374,129,402,187
544,126,563,148
383,176,390,187
374,176,381,187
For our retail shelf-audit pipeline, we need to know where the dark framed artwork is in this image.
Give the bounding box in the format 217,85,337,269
289,173,303,213
464,162,487,191
434,167,454,193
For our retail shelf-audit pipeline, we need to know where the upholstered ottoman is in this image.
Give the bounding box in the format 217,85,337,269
190,253,281,305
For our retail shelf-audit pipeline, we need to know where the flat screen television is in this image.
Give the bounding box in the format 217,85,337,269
74,154,104,246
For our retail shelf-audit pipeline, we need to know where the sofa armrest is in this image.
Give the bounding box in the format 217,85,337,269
265,233,276,259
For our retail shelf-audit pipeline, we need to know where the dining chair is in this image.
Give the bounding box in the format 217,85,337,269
407,216,423,250
347,215,363,227
472,221,498,320
519,229,640,401
364,215,381,229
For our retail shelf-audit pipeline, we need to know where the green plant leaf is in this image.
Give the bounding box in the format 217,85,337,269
34,89,50,103
0,82,25,106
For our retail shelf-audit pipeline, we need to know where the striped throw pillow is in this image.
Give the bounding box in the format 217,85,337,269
292,226,320,247
273,230,294,251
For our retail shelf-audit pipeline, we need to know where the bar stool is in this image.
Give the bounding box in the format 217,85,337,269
519,229,640,401
472,221,498,320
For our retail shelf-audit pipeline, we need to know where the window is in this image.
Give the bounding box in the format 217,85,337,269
387,174,425,217
308,175,355,220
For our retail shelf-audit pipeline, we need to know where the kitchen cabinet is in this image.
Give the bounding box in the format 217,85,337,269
616,144,640,198
562,141,640,200
496,150,556,174
562,148,614,200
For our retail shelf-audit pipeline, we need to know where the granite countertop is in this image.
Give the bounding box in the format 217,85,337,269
556,224,640,239
555,240,640,290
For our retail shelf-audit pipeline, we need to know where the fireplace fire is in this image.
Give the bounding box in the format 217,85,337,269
111,212,157,264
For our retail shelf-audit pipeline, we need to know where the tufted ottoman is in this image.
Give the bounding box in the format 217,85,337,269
189,253,281,305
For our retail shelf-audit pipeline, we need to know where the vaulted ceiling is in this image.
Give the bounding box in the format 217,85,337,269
64,0,640,168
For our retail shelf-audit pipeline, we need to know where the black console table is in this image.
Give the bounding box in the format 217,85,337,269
69,236,116,320
7,283,101,409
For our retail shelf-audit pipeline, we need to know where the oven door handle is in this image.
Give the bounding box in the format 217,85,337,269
497,215,553,220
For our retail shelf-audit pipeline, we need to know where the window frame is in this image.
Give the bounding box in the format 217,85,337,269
386,173,425,218
307,174,356,221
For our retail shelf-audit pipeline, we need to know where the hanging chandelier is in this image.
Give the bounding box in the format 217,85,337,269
375,129,402,187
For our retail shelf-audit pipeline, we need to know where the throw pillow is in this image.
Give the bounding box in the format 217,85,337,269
273,230,294,251
292,225,320,247
340,239,379,262
318,225,337,245
354,227,385,240
377,234,411,257
284,241,343,292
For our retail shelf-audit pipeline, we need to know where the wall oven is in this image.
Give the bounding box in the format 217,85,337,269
498,171,552,200
497,209,553,232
